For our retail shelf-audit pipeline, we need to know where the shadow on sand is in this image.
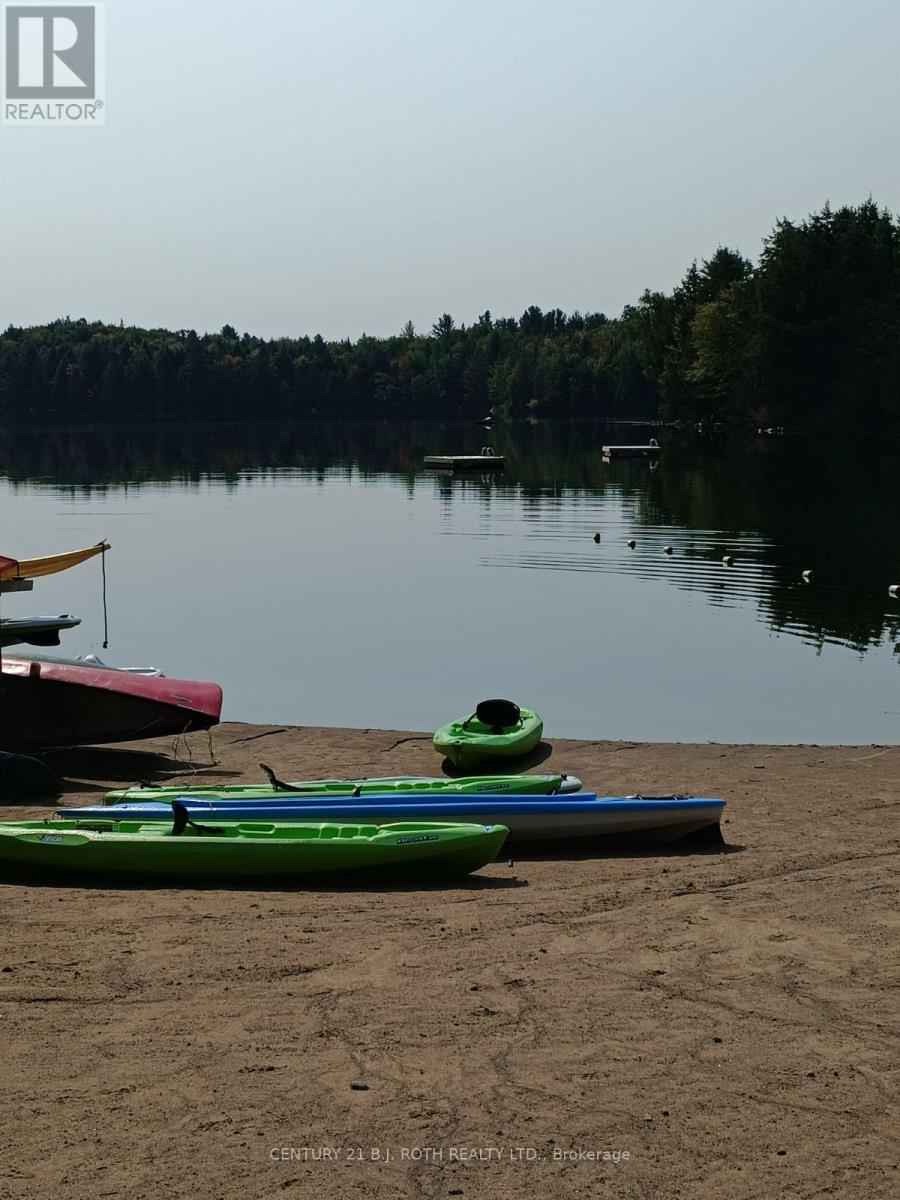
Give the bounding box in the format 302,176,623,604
0,867,530,894
9,745,242,797
509,837,744,863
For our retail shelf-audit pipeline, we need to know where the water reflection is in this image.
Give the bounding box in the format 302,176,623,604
1,420,898,662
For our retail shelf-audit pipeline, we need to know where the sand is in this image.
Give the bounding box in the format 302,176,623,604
1,724,898,1200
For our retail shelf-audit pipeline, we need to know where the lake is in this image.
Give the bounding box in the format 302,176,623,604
1,421,897,744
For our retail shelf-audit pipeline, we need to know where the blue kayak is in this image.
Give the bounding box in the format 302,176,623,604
58,794,725,843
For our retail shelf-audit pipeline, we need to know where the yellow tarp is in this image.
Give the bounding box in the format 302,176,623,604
0,542,110,581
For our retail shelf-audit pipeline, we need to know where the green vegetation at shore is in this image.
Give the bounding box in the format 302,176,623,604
2,201,898,429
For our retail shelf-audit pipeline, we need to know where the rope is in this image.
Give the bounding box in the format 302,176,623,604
171,729,194,767
100,542,109,648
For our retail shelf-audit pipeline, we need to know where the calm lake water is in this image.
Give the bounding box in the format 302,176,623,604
1,421,898,744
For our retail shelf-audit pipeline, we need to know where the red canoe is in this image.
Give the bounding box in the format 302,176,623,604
0,655,223,749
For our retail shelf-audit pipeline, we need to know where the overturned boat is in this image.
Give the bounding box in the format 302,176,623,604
0,655,222,750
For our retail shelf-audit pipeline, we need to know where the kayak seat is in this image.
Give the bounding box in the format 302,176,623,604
474,698,521,733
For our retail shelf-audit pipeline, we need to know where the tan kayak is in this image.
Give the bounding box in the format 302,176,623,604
0,542,109,581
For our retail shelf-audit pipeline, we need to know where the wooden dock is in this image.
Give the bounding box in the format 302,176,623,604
601,438,661,460
424,452,505,470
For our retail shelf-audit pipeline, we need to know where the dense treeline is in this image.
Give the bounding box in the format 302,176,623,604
1,201,898,429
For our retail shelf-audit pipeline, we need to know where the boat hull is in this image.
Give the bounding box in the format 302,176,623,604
0,819,507,882
0,615,81,649
62,795,725,844
0,656,222,749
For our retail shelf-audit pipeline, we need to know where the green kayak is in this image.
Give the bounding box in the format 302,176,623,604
104,768,575,804
434,700,544,770
0,812,508,883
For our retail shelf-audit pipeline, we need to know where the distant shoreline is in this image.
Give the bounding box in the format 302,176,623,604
4,203,899,433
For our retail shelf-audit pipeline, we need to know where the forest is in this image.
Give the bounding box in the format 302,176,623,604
1,201,898,430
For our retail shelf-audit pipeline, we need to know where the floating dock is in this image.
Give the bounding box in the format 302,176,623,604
601,439,661,460
424,451,505,470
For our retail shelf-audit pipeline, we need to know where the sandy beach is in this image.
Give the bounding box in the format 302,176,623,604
2,724,898,1199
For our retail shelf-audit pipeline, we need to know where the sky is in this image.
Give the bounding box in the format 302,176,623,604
1,0,899,340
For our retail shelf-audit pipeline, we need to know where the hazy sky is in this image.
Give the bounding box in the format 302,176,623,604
2,0,898,339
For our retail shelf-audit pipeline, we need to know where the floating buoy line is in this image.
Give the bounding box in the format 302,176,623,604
586,538,900,603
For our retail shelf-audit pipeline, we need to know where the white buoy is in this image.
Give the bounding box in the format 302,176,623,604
802,569,814,583
663,546,673,556
889,584,900,599
627,539,636,550
722,555,734,566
